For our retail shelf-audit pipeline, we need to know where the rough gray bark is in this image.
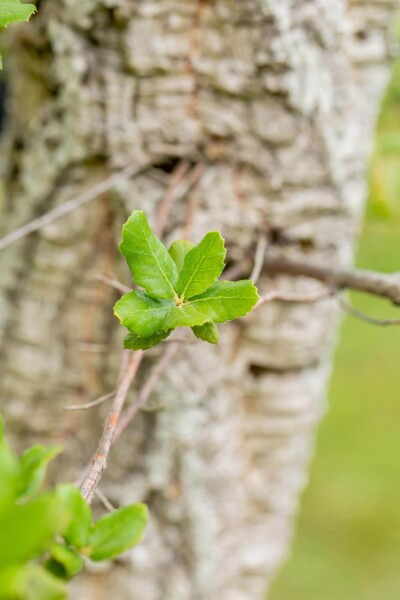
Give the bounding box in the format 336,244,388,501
0,1,397,598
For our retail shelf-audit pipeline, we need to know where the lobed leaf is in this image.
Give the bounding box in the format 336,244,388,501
176,232,226,300
120,211,178,300
88,503,148,561
192,322,219,345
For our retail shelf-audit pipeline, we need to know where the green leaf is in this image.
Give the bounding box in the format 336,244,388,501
192,322,219,345
168,240,195,272
188,280,259,323
115,280,258,337
0,416,19,513
0,1,36,29
176,232,226,300
47,544,84,579
0,496,61,565
88,503,148,561
56,484,91,549
0,565,66,600
18,445,61,499
120,210,179,300
114,291,204,337
124,330,171,351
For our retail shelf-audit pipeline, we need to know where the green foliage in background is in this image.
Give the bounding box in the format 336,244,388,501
114,210,259,349
0,416,148,600
369,30,400,219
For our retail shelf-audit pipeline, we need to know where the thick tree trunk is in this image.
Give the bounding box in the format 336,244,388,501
0,1,397,598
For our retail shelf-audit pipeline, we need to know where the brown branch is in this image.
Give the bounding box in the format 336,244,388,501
95,488,116,512
256,288,333,308
250,235,268,284
80,350,143,503
94,273,132,294
154,162,190,236
115,342,181,441
338,296,400,327
0,165,147,251
264,257,400,305
63,391,115,412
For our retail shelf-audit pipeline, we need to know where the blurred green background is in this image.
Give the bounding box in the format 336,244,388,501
269,57,400,600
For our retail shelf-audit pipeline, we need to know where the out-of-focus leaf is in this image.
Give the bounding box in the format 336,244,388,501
56,484,91,549
88,503,148,561
47,544,84,579
18,445,61,499
0,496,61,565
0,566,66,600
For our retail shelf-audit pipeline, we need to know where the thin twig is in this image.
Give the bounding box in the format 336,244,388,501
80,350,143,503
63,391,115,412
264,257,400,305
95,488,116,512
338,296,400,327
154,162,190,237
94,273,131,294
256,288,333,309
115,342,180,441
250,235,268,284
0,165,146,251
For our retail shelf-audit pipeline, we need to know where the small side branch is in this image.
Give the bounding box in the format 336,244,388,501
0,165,146,251
264,257,400,305
80,351,143,504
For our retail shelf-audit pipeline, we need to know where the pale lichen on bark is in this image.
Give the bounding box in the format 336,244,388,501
0,1,398,598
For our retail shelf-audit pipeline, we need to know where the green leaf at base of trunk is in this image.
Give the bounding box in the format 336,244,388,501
120,211,178,300
192,322,219,345
176,232,226,300
124,330,171,350
88,503,148,561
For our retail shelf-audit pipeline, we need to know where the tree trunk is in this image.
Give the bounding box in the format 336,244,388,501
0,1,397,598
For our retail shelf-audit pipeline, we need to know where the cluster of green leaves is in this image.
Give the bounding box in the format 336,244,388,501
0,416,148,600
0,0,36,67
114,211,259,350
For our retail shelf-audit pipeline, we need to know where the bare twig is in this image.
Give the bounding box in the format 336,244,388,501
115,343,180,441
250,235,268,284
154,162,190,236
95,488,116,512
264,257,400,305
256,288,333,308
338,296,400,327
63,391,115,412
80,350,143,503
0,165,146,251
94,273,131,294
